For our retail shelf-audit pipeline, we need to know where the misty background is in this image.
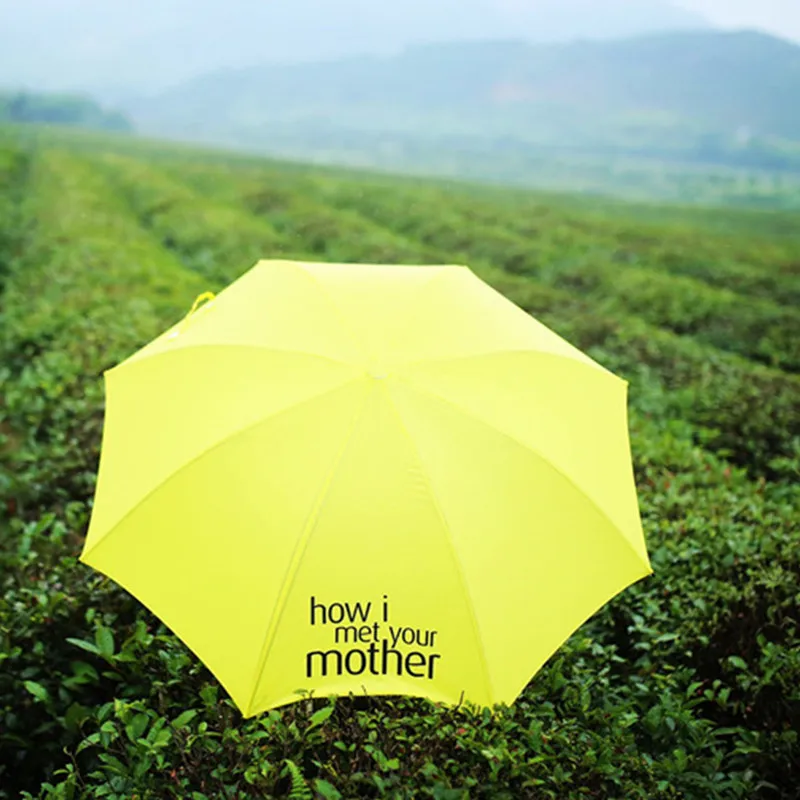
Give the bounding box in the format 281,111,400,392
2,0,800,199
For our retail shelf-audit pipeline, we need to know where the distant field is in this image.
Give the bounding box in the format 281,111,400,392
205,129,800,211
1,126,798,800
23,121,800,211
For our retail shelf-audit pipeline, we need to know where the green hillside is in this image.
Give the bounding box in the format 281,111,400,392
0,91,133,133
1,126,799,799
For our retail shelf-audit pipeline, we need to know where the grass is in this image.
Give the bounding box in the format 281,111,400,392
0,125,798,800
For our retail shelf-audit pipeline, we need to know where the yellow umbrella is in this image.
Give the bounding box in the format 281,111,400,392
81,259,651,716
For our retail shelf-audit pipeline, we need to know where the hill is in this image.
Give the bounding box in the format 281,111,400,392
0,91,133,133
125,30,800,178
0,0,711,93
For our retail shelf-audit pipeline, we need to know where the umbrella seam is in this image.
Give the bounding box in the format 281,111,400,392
289,262,371,364
108,342,358,375
244,383,373,716
383,385,495,706
393,376,652,572
394,348,625,384
377,266,455,362
81,377,365,562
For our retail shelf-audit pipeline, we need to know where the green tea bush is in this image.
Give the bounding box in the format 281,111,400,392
432,188,800,309
536,261,800,373
170,160,439,266
94,153,290,283
240,172,800,310
489,272,800,481
313,181,800,371
2,132,799,799
121,157,800,477
1,148,205,517
0,138,31,291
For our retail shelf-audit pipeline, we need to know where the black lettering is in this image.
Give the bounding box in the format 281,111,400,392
405,651,426,677
345,649,367,675
367,642,379,674
334,625,358,644
346,601,372,623
381,637,403,675
310,596,326,625
428,654,440,679
306,649,342,677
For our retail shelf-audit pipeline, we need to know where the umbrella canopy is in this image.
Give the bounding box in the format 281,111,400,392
81,259,652,716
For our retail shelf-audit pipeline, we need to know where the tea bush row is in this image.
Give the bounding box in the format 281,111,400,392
150,156,441,267
126,155,800,480
289,175,800,309
2,137,799,799
281,176,799,372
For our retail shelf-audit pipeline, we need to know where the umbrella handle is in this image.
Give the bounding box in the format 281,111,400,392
168,291,217,341
186,291,216,318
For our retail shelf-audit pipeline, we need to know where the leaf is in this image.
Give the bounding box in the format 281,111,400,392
728,655,748,671
64,702,91,732
72,661,100,682
147,716,166,742
686,681,703,697
126,713,150,742
66,637,101,656
23,680,49,703
133,754,154,780
654,632,679,643
199,685,218,707
98,753,127,775
152,728,172,748
76,733,101,754
314,779,342,800
307,704,334,729
95,626,115,659
172,709,198,729
284,759,312,800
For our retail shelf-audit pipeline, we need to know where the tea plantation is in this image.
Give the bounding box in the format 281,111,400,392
1,127,798,799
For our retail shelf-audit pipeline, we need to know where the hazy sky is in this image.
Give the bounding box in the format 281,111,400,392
1,0,799,96
0,0,798,41
677,0,800,41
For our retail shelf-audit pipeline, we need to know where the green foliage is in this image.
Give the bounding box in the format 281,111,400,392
0,135,31,291
284,759,313,800
0,91,132,132
1,129,798,799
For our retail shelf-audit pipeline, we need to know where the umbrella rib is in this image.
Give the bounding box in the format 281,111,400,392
244,383,372,717
110,342,358,374
81,377,364,561
394,376,651,572
377,266,456,359
395,348,623,383
288,262,370,363
383,386,495,706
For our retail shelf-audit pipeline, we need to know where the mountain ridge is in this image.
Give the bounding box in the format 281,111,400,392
127,29,800,150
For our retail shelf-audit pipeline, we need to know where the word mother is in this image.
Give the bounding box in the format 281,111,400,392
305,595,442,680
